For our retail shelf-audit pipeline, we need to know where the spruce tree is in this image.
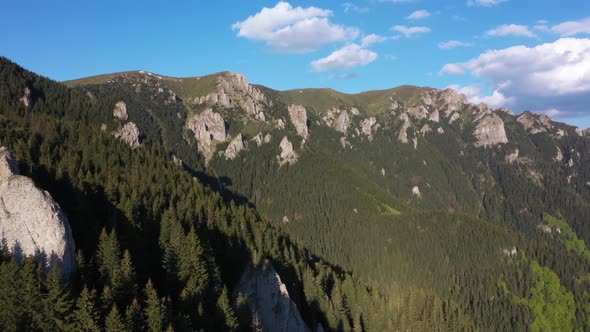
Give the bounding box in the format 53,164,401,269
144,279,165,332
40,265,73,331
72,287,100,332
105,305,127,332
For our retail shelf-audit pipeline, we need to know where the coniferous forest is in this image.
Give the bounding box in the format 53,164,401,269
0,56,589,332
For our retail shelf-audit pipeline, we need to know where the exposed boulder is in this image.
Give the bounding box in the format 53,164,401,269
412,186,421,197
275,119,286,130
537,224,561,234
288,105,309,139
252,133,264,147
575,128,583,136
340,137,351,148
20,87,32,108
429,109,440,123
472,109,508,148
113,101,128,121
195,73,267,121
406,105,428,120
437,127,445,135
438,88,468,116
0,152,75,276
448,112,461,124
398,114,410,144
420,124,432,136
172,154,183,167
496,107,515,116
114,122,141,148
234,259,309,332
502,247,518,257
517,112,553,134
554,146,564,162
277,137,298,166
506,148,520,164
350,107,360,116
225,134,244,160
264,133,272,143
360,117,379,141
187,109,226,163
334,110,350,134
0,147,20,181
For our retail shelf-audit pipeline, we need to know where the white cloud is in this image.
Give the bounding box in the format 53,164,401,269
343,2,369,14
406,10,431,20
438,40,473,49
441,38,590,117
467,0,508,7
551,17,590,37
486,24,536,37
440,63,465,75
232,1,359,53
539,108,562,117
447,82,514,109
311,44,377,71
391,25,431,38
361,34,387,47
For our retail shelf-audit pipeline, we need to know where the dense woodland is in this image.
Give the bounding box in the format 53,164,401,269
0,57,589,331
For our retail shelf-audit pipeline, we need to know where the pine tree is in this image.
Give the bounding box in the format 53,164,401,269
144,279,165,332
0,258,20,331
112,250,137,305
40,265,73,331
97,228,121,285
125,298,143,332
216,286,239,331
18,256,43,329
105,305,127,332
72,287,101,332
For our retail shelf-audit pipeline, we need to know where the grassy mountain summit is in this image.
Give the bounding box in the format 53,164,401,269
2,57,589,331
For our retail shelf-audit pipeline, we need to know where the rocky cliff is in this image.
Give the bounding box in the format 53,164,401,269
234,259,309,332
186,108,227,163
114,122,141,148
288,105,309,140
0,148,75,276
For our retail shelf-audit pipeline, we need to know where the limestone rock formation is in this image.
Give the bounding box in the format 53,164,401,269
398,114,410,144
438,88,468,116
429,109,440,123
496,107,515,116
225,134,244,160
323,108,351,134
360,117,379,141
252,133,264,147
277,137,298,166
517,112,553,134
187,109,226,163
113,101,128,121
406,105,429,120
20,87,32,108
195,73,267,121
472,107,508,148
288,105,309,139
114,122,141,148
420,124,431,136
505,148,519,164
412,186,421,197
0,149,75,276
233,259,310,332
333,110,350,134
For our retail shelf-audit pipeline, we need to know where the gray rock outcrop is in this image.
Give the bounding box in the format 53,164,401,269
333,110,350,134
0,148,20,181
472,105,508,148
113,101,128,121
114,122,141,148
288,105,309,139
194,73,267,121
277,137,298,166
20,87,32,108
225,134,244,160
517,112,553,134
187,109,227,163
0,149,75,276
360,117,379,141
234,259,309,332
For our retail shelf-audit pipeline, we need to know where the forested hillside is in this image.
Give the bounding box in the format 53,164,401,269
0,57,589,331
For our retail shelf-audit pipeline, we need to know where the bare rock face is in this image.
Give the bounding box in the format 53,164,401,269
288,105,309,139
360,117,379,141
277,137,298,166
20,87,32,108
113,101,128,121
333,110,350,134
406,105,429,120
496,107,515,116
114,122,141,148
0,151,75,276
264,133,272,143
429,109,440,123
252,133,264,147
196,73,267,121
420,124,431,136
225,134,244,160
506,148,520,164
398,114,410,144
412,186,421,197
187,109,226,163
517,112,553,134
575,128,583,136
350,107,360,116
0,147,20,182
233,259,310,332
438,88,468,116
472,107,508,148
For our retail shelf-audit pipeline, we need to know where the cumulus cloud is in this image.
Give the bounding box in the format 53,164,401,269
441,38,590,117
311,44,377,71
232,1,359,53
391,25,431,38
486,24,536,37
440,63,465,75
343,2,369,14
406,10,431,19
361,34,387,47
438,40,473,49
551,17,590,36
467,0,508,7
446,82,515,109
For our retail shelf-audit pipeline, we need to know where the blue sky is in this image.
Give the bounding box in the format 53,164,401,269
2,0,590,127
